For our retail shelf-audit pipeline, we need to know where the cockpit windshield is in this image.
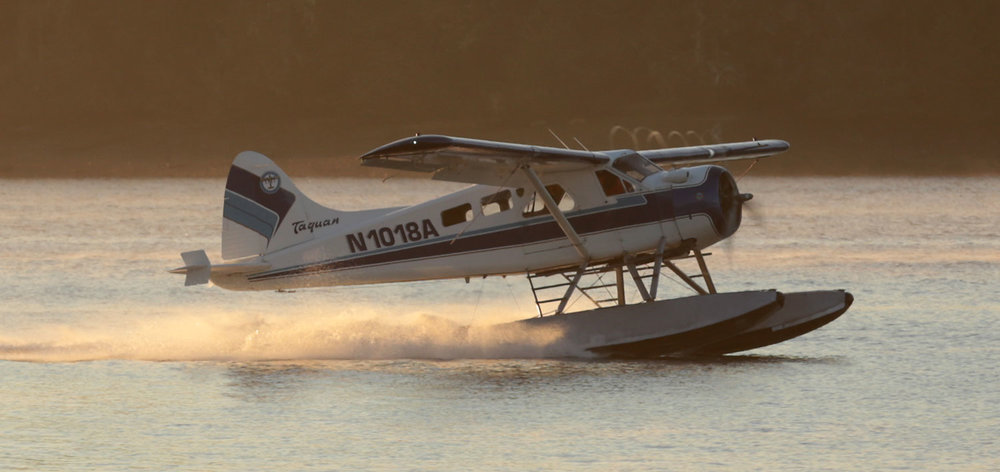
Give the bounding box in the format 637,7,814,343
612,153,662,182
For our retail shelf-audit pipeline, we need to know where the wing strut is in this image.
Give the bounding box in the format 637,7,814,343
520,165,590,262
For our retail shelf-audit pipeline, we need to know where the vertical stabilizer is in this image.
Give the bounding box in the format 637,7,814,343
222,151,341,260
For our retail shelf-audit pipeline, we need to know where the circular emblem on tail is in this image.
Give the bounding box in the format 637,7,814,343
260,171,281,194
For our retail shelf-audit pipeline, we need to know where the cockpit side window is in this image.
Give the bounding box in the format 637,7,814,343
612,154,661,182
596,170,630,196
523,184,574,218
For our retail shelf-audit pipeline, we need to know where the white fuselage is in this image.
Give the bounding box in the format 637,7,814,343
212,165,738,291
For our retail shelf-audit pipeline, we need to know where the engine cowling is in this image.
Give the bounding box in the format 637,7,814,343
656,165,746,247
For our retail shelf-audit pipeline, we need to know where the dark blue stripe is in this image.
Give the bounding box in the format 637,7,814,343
225,165,296,227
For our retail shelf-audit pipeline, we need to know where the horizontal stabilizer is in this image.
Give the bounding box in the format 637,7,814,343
173,250,211,286
169,249,271,286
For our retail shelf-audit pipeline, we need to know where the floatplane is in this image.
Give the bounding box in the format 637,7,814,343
171,134,852,357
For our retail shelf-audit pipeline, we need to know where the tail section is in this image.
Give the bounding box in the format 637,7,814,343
222,151,342,260
169,248,271,287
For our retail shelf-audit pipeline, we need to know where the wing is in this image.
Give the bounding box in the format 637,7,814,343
360,135,609,186
638,139,790,167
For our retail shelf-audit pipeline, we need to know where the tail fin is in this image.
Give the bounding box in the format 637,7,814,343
222,151,342,260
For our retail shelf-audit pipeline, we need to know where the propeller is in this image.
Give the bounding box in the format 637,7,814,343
721,160,765,267
722,192,765,268
740,194,764,227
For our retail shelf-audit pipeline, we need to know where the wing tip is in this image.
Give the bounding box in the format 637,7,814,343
360,134,455,160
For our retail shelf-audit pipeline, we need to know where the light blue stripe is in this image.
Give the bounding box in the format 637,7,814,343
224,190,278,239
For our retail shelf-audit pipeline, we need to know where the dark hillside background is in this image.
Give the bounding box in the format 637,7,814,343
1,0,996,177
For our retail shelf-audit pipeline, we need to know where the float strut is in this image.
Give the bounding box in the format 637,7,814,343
554,262,588,315
649,237,667,300
615,265,626,305
625,256,653,302
693,248,717,294
662,260,709,295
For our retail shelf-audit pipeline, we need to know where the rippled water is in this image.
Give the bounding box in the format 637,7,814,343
1,177,997,470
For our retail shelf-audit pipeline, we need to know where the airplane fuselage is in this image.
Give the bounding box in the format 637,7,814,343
212,164,742,291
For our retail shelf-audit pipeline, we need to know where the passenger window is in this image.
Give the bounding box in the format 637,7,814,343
441,203,473,227
481,190,512,216
523,184,575,218
596,170,628,196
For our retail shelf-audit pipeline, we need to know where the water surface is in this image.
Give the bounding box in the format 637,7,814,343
1,177,997,470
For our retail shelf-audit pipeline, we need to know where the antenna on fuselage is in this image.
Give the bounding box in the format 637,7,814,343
573,137,591,151
548,128,571,150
